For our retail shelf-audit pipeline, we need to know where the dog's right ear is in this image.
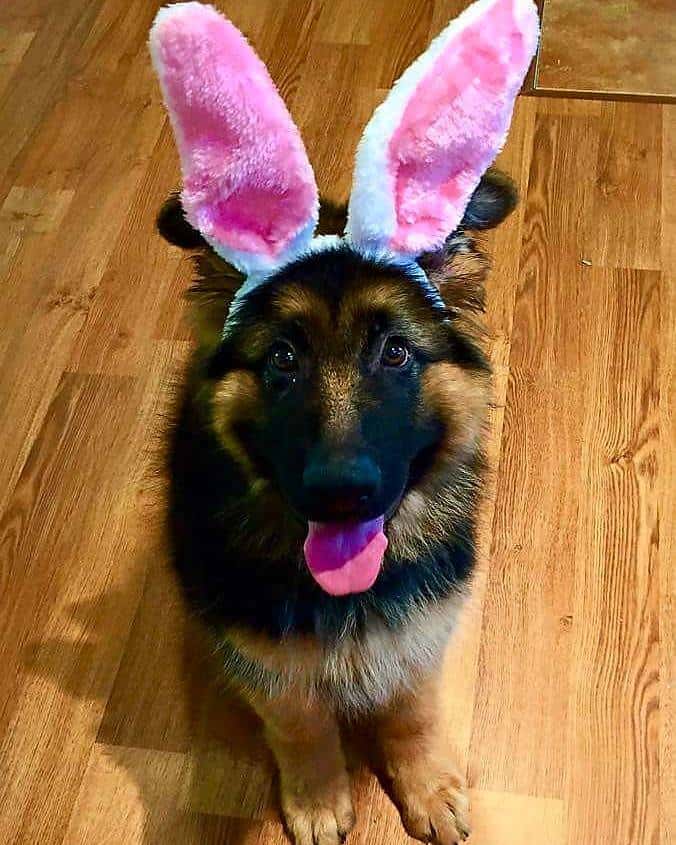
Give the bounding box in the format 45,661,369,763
156,193,206,249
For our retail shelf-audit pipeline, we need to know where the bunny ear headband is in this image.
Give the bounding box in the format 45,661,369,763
149,0,539,327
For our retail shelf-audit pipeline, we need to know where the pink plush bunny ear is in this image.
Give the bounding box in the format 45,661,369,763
345,0,539,257
149,3,318,276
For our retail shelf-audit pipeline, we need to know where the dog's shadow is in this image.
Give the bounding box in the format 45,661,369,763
22,544,452,844
21,547,287,845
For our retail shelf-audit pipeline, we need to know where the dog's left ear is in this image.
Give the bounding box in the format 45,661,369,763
461,168,518,231
416,169,518,312
346,0,538,257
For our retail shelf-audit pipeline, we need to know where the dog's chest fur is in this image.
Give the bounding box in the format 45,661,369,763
218,595,462,714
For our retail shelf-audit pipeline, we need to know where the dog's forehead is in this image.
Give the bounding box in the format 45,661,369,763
268,252,432,331
222,242,449,346
225,247,448,364
268,275,424,353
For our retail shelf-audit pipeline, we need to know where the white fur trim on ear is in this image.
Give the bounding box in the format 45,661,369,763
345,0,539,256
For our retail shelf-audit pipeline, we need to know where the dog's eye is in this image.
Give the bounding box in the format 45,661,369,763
381,337,411,368
269,342,298,373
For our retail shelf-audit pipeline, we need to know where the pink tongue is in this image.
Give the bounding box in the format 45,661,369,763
303,516,388,596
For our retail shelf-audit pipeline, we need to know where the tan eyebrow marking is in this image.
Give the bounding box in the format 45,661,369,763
273,284,331,327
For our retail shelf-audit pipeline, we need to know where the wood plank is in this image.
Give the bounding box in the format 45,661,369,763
564,267,660,844
0,0,106,198
67,748,568,845
291,41,384,202
66,126,187,375
0,26,36,99
0,374,145,845
536,0,676,99
440,96,537,763
469,789,564,844
468,106,600,797
0,0,671,841
658,104,675,845
0,73,164,513
63,743,241,845
583,102,662,271
0,0,167,507
98,552,277,817
97,555,206,755
0,344,181,845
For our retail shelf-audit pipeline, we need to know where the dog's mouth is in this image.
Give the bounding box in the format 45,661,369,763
254,444,437,597
303,516,388,596
296,447,438,597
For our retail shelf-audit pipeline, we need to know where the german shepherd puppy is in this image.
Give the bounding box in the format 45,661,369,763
149,1,538,842
160,170,515,845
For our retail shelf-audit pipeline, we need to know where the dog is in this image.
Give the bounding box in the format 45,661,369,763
149,2,539,843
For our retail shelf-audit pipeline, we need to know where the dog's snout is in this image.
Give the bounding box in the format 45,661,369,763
302,452,381,519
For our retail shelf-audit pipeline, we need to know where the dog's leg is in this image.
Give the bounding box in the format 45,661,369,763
373,672,470,844
253,692,355,845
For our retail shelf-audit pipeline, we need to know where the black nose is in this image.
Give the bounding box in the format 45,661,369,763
302,452,382,519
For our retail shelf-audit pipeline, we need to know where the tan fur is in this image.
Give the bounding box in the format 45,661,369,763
210,370,262,481
342,276,444,354
421,362,490,459
233,624,472,845
343,277,412,318
250,692,355,845
274,284,331,327
165,183,514,845
317,361,361,441
187,251,243,351
219,593,464,714
184,232,492,845
204,373,305,556
421,234,489,314
373,671,470,844
388,362,490,561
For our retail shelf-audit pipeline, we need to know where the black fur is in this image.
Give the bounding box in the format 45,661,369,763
156,193,206,249
460,169,518,230
161,180,510,645
209,247,485,528
168,384,477,641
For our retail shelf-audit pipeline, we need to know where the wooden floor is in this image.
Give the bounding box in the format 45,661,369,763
536,0,676,98
0,1,674,844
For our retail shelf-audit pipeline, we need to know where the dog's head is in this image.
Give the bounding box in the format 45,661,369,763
151,0,538,596
161,184,512,595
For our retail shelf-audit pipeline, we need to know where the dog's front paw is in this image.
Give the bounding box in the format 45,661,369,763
388,762,470,844
281,774,356,845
